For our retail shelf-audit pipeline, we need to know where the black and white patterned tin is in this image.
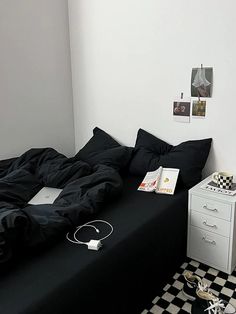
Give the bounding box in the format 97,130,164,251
218,175,233,190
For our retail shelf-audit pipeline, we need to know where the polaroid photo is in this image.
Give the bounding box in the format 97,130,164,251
191,67,213,98
192,100,206,118
173,98,191,123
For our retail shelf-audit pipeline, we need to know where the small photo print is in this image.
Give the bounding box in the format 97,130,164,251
173,100,190,123
192,100,206,118
191,67,213,97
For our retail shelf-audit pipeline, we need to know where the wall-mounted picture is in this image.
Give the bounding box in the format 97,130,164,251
191,67,213,97
173,100,190,123
192,100,206,118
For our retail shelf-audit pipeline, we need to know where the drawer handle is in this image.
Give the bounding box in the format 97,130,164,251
202,236,216,245
203,221,217,229
203,205,218,212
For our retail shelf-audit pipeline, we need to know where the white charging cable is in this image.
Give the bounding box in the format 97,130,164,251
66,220,113,251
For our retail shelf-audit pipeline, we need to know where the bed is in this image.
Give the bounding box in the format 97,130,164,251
0,173,188,314
0,127,212,314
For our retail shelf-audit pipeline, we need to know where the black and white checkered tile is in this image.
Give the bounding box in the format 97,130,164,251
141,258,236,313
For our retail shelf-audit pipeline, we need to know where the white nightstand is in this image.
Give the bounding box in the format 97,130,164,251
187,175,236,274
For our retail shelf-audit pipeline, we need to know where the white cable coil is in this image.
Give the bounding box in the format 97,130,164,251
66,220,113,250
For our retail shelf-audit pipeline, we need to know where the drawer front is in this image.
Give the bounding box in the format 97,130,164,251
191,211,231,237
191,194,232,221
189,226,229,270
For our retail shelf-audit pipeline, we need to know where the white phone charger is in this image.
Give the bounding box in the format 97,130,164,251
66,220,113,251
88,240,103,251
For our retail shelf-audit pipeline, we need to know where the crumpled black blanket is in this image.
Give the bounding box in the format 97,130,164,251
0,148,123,263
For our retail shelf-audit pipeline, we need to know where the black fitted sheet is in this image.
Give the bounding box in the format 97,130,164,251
0,175,188,314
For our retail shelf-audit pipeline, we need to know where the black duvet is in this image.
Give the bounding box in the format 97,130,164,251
0,148,122,263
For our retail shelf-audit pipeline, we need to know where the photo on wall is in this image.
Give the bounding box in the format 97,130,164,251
173,99,191,123
192,100,206,118
191,67,213,97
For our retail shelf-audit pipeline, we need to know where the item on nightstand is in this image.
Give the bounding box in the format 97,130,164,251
138,166,179,195
201,180,236,196
212,172,233,190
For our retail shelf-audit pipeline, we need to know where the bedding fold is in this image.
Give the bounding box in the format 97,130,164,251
0,148,123,263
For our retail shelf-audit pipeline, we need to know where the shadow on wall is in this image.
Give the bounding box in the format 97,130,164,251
202,142,216,178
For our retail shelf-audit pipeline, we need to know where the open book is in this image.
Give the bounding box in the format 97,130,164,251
138,166,180,195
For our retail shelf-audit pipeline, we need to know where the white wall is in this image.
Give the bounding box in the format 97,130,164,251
0,0,75,159
68,0,236,175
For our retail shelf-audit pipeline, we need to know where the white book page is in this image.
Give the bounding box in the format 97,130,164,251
138,167,163,192
155,168,179,195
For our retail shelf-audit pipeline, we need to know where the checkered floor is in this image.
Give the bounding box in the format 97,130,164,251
141,258,236,313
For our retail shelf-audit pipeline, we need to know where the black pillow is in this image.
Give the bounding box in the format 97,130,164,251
75,127,133,171
129,128,212,187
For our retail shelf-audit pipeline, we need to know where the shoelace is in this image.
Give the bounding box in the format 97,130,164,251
198,282,210,292
204,298,225,314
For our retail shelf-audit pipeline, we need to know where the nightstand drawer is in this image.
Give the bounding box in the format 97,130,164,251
191,211,230,237
189,226,229,270
191,194,231,221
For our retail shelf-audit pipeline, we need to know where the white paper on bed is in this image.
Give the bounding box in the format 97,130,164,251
28,187,63,205
138,166,179,195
